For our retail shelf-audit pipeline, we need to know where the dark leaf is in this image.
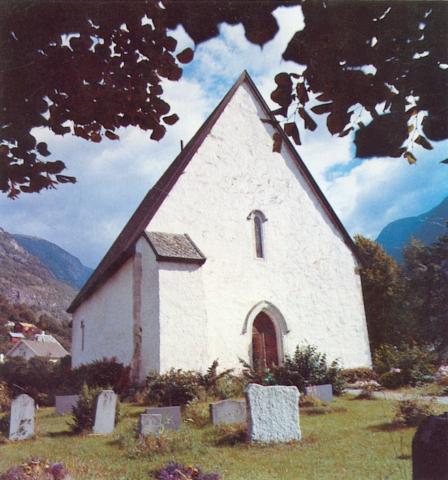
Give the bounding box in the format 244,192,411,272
176,48,194,64
261,118,276,126
298,107,317,131
105,130,119,140
150,125,166,141
274,72,292,87
296,83,309,105
284,121,301,145
162,114,179,125
311,103,333,115
272,132,282,153
36,142,51,157
440,159,448,164
55,175,76,184
414,135,433,150
404,151,417,165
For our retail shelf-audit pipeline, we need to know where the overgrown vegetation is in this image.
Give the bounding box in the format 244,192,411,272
393,399,436,427
0,357,130,406
0,458,70,480
241,344,345,395
153,462,220,480
356,233,448,359
374,343,436,389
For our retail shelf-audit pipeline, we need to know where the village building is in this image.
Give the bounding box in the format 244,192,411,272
7,338,68,361
68,71,371,383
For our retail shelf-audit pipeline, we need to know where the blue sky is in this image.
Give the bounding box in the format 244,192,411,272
1,6,447,268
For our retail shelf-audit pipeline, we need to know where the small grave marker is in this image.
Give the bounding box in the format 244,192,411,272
9,394,35,441
210,399,247,425
93,390,117,435
140,414,163,436
145,406,181,431
305,384,333,402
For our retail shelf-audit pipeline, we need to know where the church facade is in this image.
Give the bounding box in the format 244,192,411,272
68,72,371,383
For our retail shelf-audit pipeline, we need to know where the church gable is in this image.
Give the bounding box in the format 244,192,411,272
68,71,358,313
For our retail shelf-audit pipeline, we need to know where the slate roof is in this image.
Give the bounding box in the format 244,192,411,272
7,340,69,359
145,232,205,264
68,70,360,313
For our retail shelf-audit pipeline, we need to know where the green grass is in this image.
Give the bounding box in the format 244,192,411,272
0,395,443,480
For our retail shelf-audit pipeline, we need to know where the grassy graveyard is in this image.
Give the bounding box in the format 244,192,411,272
1,395,444,480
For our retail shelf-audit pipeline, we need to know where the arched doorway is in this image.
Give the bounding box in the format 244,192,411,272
252,312,279,370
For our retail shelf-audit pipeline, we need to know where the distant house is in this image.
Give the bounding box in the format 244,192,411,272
7,339,68,361
8,332,25,344
14,322,38,334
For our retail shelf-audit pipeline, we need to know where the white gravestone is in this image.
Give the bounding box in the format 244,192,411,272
9,394,35,441
210,399,247,425
93,390,117,434
246,383,300,443
55,395,80,415
139,413,162,436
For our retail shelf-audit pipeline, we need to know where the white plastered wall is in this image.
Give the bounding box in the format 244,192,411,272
71,258,134,368
136,237,161,380
147,82,371,370
157,262,208,372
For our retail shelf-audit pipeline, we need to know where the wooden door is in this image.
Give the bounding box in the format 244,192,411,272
252,312,278,369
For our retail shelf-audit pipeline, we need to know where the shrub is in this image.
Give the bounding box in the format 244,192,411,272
341,368,378,384
393,399,436,427
215,374,245,400
153,462,220,480
70,384,120,434
373,343,436,386
61,357,130,394
146,369,200,406
197,360,234,399
116,429,191,459
0,383,11,412
184,401,210,428
299,395,323,408
356,386,377,400
249,345,346,395
70,384,102,433
0,414,9,439
379,371,406,389
0,458,70,480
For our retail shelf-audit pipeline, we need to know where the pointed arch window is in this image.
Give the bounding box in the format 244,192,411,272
247,210,267,258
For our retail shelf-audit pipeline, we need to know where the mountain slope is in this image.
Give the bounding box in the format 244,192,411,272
12,234,93,290
0,228,76,321
376,197,448,262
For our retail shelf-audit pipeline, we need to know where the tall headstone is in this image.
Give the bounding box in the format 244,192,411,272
412,413,448,480
139,413,163,436
210,399,247,425
246,383,300,443
145,406,181,431
305,384,333,402
93,390,117,435
9,394,35,441
55,395,80,415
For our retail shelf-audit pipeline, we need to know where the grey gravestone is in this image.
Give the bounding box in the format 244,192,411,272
55,395,80,415
145,406,181,431
412,412,448,480
140,414,163,436
305,384,333,402
9,394,35,441
210,399,247,425
93,390,117,435
246,383,300,443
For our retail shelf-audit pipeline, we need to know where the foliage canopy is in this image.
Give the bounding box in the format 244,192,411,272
1,1,446,197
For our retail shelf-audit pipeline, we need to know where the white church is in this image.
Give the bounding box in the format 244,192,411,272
68,71,371,383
